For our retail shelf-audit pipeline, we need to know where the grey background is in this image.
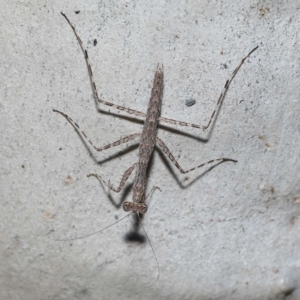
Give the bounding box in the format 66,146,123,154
1,0,300,299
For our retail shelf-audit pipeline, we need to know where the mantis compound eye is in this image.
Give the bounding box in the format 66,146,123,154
123,201,132,212
139,203,148,214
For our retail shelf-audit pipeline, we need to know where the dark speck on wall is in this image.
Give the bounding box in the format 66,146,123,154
185,99,196,107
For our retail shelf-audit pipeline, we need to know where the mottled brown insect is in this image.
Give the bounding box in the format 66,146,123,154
54,12,258,217
53,12,257,285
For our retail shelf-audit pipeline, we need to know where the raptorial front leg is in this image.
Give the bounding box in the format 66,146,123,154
53,109,141,152
61,12,146,119
145,186,162,201
87,163,137,193
158,46,258,132
156,137,236,174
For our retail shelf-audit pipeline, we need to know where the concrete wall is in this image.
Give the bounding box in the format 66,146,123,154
1,0,300,299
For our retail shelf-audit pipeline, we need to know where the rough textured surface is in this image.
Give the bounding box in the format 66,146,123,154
1,1,300,299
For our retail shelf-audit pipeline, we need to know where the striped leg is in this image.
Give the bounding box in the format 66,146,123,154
156,137,236,174
88,163,137,193
61,12,146,119
53,109,141,152
158,46,258,131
